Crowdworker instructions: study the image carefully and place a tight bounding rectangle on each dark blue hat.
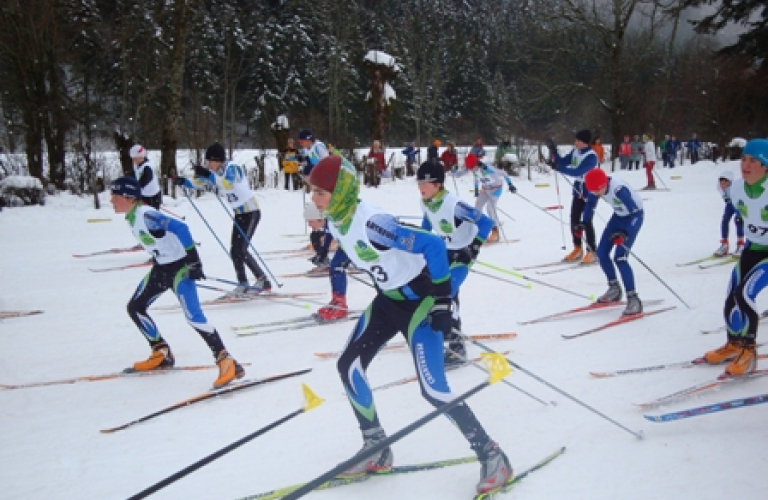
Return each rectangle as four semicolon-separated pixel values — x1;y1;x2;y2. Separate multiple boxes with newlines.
417;161;445;184
298;129;313;141
205;143;226;162
110;176;141;199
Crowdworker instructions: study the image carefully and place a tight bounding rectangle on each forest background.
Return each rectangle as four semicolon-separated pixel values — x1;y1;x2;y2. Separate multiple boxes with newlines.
0;0;766;194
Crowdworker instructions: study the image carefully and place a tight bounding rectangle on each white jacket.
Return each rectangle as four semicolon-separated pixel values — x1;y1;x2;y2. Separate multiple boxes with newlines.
643;141;657;162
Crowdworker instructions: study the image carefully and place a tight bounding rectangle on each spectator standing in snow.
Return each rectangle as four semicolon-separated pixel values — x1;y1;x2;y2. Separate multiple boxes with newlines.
687;133;701;164
441;142;458;172
401;142;418;176
618;135;632;170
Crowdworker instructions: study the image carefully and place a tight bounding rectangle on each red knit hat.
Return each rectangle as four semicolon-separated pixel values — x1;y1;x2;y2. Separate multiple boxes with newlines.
308;155;342;192
584;168;608;192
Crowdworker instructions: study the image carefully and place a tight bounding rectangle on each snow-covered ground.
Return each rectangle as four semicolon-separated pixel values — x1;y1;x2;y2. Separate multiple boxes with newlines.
2;157;767;500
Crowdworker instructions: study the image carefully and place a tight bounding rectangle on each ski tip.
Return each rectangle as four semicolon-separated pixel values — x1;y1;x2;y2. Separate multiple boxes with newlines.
643;414;663;422
588;372;609;378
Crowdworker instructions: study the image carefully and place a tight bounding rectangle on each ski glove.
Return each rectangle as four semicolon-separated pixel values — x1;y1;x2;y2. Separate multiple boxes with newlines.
474;188;479;198
467;237;483;261
428;297;452;336
573;223;585;239
611;232;627;247
173;177;186;187
545;138;558;162
185;247;205;281
508;183;517;194
194;165;212;179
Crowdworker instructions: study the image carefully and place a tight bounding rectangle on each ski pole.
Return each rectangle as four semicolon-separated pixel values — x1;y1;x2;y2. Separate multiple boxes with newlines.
160;206;185;220
213;195;282;288
621;245;692;309
514;192;567;225
280;354;512;500
476;260;595;301
554;172;567;250
470;268;531;289
469;339;644;440
126;385;323;500
488;202;510;244
183;191;231;259
452;348;551;406
495;205;515;223
652;169;670;190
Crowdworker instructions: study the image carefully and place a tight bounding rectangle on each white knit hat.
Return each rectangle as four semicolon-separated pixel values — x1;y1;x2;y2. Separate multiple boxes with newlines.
303;202;323;221
129;144;147;158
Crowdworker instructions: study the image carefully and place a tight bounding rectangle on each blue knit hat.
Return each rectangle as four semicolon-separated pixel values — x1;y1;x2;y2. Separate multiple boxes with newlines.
744;139;768;167
110;176;141;199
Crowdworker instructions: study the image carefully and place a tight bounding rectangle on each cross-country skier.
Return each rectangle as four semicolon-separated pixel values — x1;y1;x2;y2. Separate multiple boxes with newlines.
583;168;644;316
298;128;329;179
129;144;162;209
546;129;598;264
307;154;513;494
109;176;244;389
417;160;495;367
175;142;270;295
472;160;517;243
703;139;768;377
713;171;745;257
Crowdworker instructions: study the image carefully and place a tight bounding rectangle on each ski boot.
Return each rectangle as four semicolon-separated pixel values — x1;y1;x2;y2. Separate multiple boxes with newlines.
133;342;175;371
597;280;622;303
622;291;643;316
476;441;513;494
563;246;583;262
724;343;757;377
338;426;393;477
713;239;729;257
213;350;245;389
317;293;348;322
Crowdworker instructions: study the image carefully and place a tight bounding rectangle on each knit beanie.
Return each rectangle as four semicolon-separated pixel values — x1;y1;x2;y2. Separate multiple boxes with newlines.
309;155;359;227
584;168;608;192
744;139;768;167
129;144;147;159
110;176;141;199
416;161;445;184
205;143;226;162
299;129;313;141
575;129;592;145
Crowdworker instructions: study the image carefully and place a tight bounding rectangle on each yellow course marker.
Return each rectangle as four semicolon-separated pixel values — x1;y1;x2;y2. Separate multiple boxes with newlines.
670;175;682;180
87;218;112;223
302;383;324;411
535;183;550;188
482;352;512;384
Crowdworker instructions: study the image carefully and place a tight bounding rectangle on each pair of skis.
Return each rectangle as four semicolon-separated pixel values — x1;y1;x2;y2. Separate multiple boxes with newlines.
237;446;565;500
675;253;737;268
99;368;311;433
516;299;675;339
645;393;768;422
233;312;364;336
0;363;251;390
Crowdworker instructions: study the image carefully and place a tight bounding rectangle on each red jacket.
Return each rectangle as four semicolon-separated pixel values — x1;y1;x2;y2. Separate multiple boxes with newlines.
368;149;386;172
441;150;458;171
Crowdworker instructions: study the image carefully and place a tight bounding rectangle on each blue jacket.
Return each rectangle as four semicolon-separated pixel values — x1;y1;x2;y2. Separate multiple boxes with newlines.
552;146;598;198
401;146;418;162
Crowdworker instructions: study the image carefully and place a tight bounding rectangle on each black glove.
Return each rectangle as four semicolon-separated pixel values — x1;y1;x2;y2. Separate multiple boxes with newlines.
573;223;585;239
508;183;517;194
545;139;557;165
428;297;452;336
185;247;205;281
467;237;483;261
474;188;479;198
194;165;212;179
173;177;186;187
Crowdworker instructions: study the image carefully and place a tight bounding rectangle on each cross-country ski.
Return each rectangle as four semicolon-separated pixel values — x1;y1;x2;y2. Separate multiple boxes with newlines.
235;313;363;336
100;368;311;433
0;363;252;390
314;333;517;359
87;261;153;272
634;369;768;409
645;393;768;422
0;310;44;319
562;306;677;339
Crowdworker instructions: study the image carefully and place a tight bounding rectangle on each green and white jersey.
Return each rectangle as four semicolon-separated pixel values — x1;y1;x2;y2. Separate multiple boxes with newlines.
421;191;478;250
733;178;768;246
328;202;428;291
127;205;187;264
